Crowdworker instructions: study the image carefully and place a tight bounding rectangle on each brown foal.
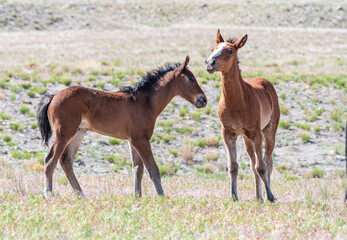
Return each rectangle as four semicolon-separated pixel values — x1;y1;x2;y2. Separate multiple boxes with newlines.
37;56;207;198
205;30;280;202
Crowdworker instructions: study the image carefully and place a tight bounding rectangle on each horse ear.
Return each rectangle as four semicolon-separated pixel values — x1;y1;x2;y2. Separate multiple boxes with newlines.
175;55;190;77
234;34;248;49
216;29;224;44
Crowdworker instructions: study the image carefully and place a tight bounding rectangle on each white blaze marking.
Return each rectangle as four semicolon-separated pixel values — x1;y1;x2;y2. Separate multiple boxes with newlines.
207;42;227;62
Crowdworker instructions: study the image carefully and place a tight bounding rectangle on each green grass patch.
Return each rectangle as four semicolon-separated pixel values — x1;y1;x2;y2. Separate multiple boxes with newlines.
9;122;24;132
311;167;325;178
294;122;311;131
179;105;188;117
109;138;121;145
279;120;291;129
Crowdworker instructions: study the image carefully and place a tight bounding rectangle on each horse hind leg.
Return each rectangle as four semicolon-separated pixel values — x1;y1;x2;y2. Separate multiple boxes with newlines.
253;131;275;202
244;137;262;200
262;119;279;184
44;137;70;198
59;129;86;197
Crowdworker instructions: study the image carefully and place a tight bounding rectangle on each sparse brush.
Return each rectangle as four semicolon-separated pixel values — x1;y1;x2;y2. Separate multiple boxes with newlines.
300;133;311;143
174;127;193;135
169;149;178;157
0;112;11;120
313;125;321;133
9;122;24;132
60;78;73;86
0;158;14;179
179;105;188;117
330;107;343;122
12;170;27;195
3;135;12;142
279;120;291;129
158;164;180;177
19;105;30;115
205;137;219;147
311;166;325;178
196;163;213;174
276;165;291;172
240;162;247;170
181;140;194;164
279;103;289;115
163;135;176;143
203;153;219;162
294;122;310;131
194;139;206;148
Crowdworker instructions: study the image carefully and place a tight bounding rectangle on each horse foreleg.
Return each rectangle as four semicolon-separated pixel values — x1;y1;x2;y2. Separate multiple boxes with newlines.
253;132;275;202
222;129;238;201
131;139;164;196
128;142;144;198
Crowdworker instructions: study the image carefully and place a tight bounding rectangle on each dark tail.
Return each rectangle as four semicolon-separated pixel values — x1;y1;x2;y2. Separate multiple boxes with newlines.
37;95;54;147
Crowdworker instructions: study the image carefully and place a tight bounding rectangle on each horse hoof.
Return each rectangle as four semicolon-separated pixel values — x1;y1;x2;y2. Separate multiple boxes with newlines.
268;196;276;203
44;191;54;199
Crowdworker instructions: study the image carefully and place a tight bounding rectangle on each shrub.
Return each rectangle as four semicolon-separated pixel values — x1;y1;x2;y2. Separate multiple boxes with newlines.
181;140;194;164
279;103;289;115
194;139;206;148
203;153;219;162
300;133;311;143
0;112;11;120
205;137;220;147
279;120;291;129
3;135;12;142
159;164;179;177
169;149;178;157
60;78;73;86
9;123;24;132
19;105;30;114
311;167;325;178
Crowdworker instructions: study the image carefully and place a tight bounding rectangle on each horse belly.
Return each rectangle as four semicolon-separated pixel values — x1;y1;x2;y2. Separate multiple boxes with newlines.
79;117;128;139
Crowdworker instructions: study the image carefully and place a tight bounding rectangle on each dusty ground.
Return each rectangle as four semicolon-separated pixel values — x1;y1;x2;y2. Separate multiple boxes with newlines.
0;0;346;181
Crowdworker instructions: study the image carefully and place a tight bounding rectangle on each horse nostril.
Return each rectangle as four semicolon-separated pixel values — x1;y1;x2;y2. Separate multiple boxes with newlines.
203;96;207;104
211;59;216;65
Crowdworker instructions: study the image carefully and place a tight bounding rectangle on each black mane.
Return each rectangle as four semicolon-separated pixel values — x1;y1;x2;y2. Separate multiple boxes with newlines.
120;62;181;95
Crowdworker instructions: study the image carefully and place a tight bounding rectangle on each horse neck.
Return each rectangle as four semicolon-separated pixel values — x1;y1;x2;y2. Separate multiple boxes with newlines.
220;63;246;105
148;77;177;118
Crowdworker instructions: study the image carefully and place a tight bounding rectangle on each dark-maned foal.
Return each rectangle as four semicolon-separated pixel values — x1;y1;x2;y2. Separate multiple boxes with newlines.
37;56;207;198
205;30;280;202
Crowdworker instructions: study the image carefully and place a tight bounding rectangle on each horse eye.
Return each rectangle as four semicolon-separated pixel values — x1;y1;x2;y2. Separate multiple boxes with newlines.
211;49;213;52
228;50;233;55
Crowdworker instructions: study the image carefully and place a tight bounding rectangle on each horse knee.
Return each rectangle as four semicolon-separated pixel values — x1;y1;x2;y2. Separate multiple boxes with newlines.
228;162;239;175
256;166;267;176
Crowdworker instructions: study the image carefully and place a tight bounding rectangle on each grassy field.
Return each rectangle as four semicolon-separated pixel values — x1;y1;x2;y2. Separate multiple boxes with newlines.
0;0;346;239
0;170;347;239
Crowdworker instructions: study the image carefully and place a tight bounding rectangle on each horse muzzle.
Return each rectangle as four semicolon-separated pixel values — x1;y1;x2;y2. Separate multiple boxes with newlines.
195;95;207;108
205;58;218;73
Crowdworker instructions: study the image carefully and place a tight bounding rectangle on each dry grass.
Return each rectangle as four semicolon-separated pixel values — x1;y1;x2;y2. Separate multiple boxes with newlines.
181;139;195;164
0;171;346;239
